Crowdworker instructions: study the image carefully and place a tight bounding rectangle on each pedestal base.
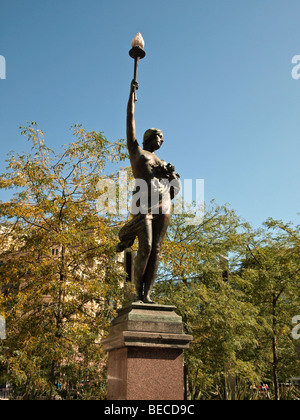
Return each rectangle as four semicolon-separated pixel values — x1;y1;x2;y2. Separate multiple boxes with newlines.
102;303;193;400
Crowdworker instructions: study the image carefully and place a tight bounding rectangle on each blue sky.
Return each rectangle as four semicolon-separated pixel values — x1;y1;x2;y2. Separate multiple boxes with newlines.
0;0;300;228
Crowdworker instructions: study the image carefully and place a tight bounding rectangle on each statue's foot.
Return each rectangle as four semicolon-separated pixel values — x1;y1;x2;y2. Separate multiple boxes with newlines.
143;296;156;304
134;294;144;304
116;242;128;253
134;299;144;304
116;239;134;253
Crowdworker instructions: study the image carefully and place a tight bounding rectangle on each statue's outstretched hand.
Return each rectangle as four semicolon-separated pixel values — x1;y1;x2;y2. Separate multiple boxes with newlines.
131;79;139;92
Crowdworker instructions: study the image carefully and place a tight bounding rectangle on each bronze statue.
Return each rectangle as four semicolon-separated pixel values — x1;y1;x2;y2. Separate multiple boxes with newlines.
116;34;180;303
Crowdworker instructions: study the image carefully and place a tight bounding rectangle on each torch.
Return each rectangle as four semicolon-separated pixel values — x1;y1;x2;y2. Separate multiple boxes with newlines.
129;32;146;102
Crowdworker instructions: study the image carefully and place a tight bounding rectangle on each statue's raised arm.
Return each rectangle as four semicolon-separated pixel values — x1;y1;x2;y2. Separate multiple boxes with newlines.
126;79;139;157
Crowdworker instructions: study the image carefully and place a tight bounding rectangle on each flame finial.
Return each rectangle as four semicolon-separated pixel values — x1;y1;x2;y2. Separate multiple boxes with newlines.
131;32;145;49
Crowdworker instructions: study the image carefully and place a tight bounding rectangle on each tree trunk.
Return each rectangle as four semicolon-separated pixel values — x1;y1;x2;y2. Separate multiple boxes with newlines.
272;293;280;400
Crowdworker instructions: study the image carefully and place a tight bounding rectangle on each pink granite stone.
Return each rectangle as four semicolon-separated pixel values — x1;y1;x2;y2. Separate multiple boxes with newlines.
107;347;184;400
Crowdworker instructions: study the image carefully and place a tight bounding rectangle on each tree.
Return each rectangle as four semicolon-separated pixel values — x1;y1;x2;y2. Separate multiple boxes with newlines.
0;123;127;399
240;218;300;400
154;205;300;400
154;202;263;399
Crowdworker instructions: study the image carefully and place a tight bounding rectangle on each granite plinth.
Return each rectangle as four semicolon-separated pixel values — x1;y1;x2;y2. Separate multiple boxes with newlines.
102;303;193;400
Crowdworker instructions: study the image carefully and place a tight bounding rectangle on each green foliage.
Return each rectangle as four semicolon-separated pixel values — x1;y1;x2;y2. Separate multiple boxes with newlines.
0;123;127;399
154;205;300;400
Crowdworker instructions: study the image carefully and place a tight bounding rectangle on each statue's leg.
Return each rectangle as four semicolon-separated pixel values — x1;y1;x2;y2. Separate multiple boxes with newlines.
116;214;143;253
133;215;153;302
143;213;170;303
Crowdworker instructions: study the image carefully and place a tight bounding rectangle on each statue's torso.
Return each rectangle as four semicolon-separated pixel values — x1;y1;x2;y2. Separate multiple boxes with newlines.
130;143;165;183
129;142;172;215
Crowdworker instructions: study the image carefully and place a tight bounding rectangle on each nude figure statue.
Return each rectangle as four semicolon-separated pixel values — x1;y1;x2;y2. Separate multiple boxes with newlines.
117;79;180;303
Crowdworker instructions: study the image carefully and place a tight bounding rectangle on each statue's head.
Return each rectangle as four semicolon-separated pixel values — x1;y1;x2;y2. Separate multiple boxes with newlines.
143;128;164;152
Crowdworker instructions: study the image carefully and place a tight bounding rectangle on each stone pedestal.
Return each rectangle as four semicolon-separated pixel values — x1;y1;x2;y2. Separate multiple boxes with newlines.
102;303;193;400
